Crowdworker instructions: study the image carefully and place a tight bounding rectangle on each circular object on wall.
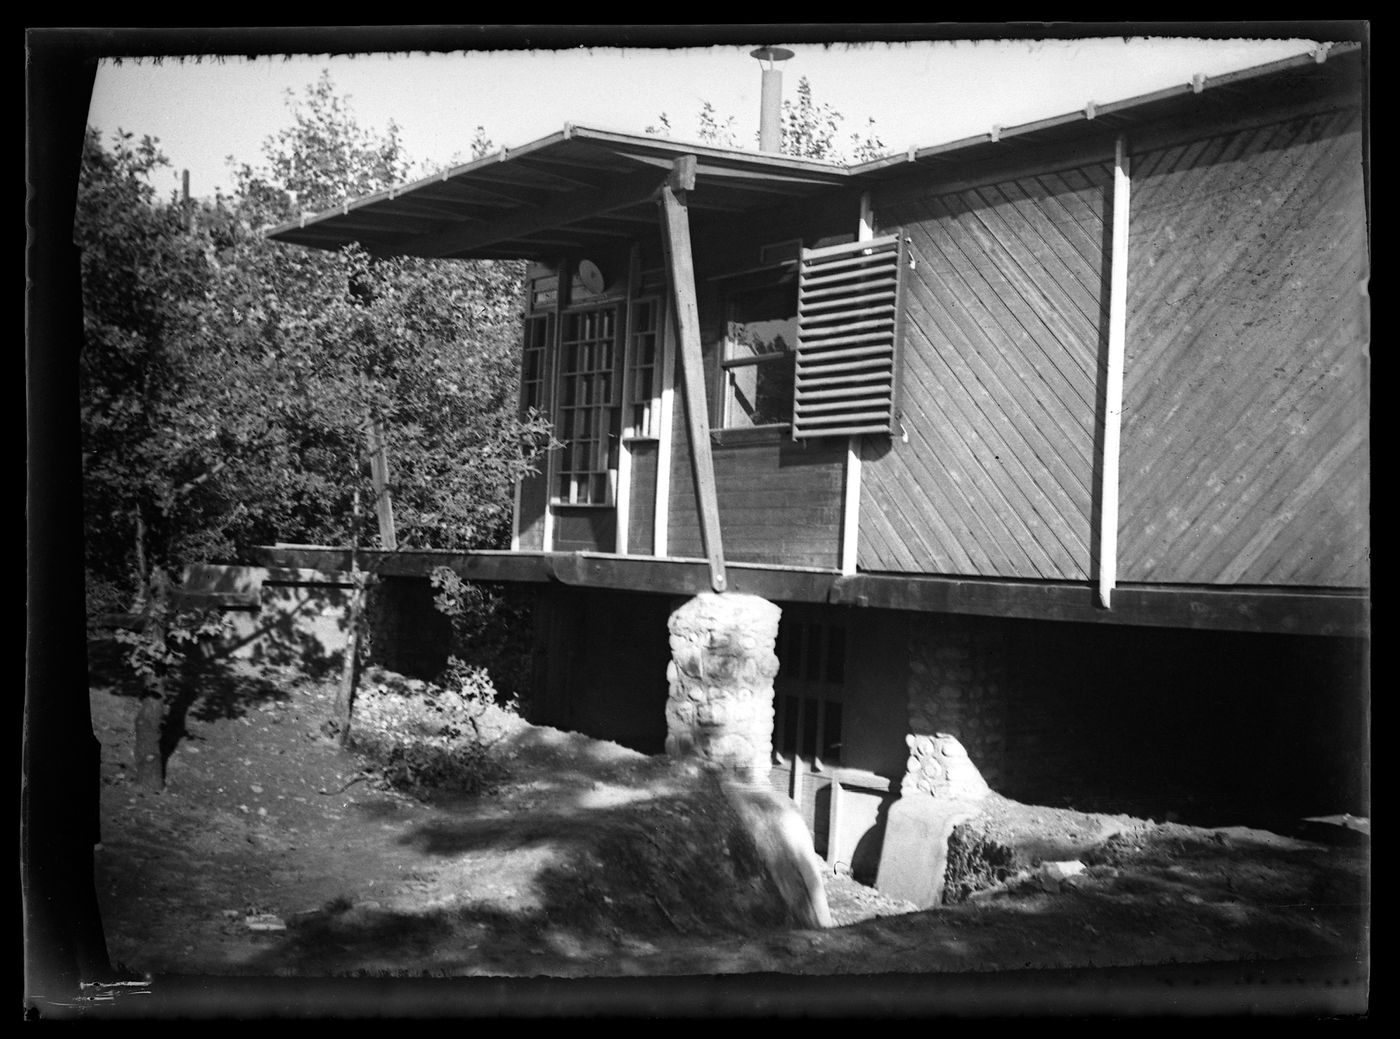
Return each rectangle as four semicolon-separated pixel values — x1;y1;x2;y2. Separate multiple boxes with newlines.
577;259;605;295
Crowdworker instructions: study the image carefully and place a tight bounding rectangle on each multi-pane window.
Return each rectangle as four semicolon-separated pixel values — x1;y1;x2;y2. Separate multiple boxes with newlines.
625;296;662;437
554;305;622;505
774;620;846;767
720;281;798;429
519;313;551;418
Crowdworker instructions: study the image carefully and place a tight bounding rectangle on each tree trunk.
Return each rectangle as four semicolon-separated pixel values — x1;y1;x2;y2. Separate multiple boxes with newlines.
133;570;169;790
333;580;363;749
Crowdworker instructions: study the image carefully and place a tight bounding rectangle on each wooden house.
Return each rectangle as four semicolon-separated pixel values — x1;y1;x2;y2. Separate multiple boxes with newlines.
268;45;1369;872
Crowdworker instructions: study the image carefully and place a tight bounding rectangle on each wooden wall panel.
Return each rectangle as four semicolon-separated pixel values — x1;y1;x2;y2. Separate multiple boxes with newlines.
626;440;658;555
516;472;548;551
669;436;845;569
1121;108;1368;587
552;507;616;554
860;162;1110;579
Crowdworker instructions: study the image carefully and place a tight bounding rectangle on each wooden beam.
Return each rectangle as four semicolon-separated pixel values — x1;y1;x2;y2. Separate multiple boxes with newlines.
1099;135;1130;609
510;156;604;189
364;420;397;551
547;553;837;602
830;574;1368;638
668;154;696;192
378;170;664;259
252;545;554;583
248;544;1368;637
434;178;550;208
658;169;726;593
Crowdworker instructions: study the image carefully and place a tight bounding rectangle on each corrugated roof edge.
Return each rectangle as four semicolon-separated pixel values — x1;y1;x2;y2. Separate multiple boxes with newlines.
269;42;1362;241
844;41;1364;177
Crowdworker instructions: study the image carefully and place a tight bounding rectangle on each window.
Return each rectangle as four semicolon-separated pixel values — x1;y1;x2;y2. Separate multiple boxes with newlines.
774;620;847;767
519;313;551;418
715;234;905;437
554;305;622;505
625;296;663;438
719;280;798;429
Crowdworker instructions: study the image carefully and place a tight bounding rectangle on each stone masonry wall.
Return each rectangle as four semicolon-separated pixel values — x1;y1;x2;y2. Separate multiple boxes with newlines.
906;615;1011;789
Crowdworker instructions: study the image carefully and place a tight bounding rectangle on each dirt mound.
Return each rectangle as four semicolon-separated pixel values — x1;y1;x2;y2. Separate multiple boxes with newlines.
84;649;1369;990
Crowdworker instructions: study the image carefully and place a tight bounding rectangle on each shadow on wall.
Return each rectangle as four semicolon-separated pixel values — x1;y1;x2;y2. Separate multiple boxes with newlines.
183;565;356;679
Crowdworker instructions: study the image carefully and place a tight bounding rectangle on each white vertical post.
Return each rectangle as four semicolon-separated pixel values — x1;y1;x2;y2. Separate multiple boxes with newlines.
510;480;523;552
1099;135;1130;609
840;191;875;575
542;259;571;553
653;300;676;557
615;251;641;555
615;444;632;554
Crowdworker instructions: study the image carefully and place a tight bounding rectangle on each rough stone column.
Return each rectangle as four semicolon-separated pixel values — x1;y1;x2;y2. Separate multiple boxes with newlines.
665;592;781;781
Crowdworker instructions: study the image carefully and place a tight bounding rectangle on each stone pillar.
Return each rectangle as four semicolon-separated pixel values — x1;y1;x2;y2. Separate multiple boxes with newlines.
665;592;780;781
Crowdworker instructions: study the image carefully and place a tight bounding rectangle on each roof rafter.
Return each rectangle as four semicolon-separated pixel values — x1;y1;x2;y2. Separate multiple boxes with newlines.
377;168;670;259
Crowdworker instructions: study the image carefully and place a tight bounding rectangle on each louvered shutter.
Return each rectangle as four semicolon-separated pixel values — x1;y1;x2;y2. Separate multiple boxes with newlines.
792;234;905;440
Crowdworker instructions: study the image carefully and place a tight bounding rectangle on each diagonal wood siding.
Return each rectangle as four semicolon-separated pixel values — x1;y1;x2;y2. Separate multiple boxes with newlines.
860;163;1111;579
1121;108;1368;587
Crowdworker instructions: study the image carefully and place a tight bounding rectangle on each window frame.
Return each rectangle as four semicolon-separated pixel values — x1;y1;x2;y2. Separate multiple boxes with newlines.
622;294;664;441
772;618;847;772
552;301;624;507
714;270;801;433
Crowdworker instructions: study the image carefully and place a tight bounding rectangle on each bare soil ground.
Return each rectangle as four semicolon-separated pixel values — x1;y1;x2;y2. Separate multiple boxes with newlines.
86;647;1370;1014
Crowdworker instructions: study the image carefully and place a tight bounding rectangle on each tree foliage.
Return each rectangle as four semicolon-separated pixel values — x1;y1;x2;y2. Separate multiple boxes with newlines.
782;76;886;162
78;75;551;614
647;76;885;162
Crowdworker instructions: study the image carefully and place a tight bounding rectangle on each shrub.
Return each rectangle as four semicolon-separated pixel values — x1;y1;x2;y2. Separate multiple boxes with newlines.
349;659;523;795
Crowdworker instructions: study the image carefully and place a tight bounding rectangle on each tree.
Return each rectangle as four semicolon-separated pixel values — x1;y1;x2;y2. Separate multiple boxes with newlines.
80;75;550;603
78;76;551;785
76;127;223;612
647;76;885;162
782;77;885;162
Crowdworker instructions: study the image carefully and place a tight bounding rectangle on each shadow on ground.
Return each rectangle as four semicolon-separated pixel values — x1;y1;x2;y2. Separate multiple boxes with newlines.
249;778;795;976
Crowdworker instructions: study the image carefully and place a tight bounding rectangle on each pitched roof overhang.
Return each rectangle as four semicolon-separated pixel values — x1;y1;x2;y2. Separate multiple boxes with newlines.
267;43;1364;262
266;125;850;261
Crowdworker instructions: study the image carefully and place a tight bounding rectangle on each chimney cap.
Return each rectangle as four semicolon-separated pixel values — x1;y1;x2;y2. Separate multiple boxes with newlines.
750;46;795;66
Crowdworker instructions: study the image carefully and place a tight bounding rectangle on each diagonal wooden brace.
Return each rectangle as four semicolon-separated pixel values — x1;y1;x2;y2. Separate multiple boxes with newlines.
657;158;725;593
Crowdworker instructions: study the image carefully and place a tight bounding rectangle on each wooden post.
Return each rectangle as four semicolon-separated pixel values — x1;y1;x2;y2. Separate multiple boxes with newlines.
657;157;726;593
1099;134;1130;609
365;420;397;551
826;777;843;867
541;257;571;553
614;243;644;554
840;191;876;576
653;263;678;558
333;490;363;748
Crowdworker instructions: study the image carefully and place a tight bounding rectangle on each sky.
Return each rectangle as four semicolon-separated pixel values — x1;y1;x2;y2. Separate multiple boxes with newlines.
84;31;1327;202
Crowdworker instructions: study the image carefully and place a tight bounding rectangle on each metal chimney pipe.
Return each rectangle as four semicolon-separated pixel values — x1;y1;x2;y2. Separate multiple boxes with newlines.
751;46;795;153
